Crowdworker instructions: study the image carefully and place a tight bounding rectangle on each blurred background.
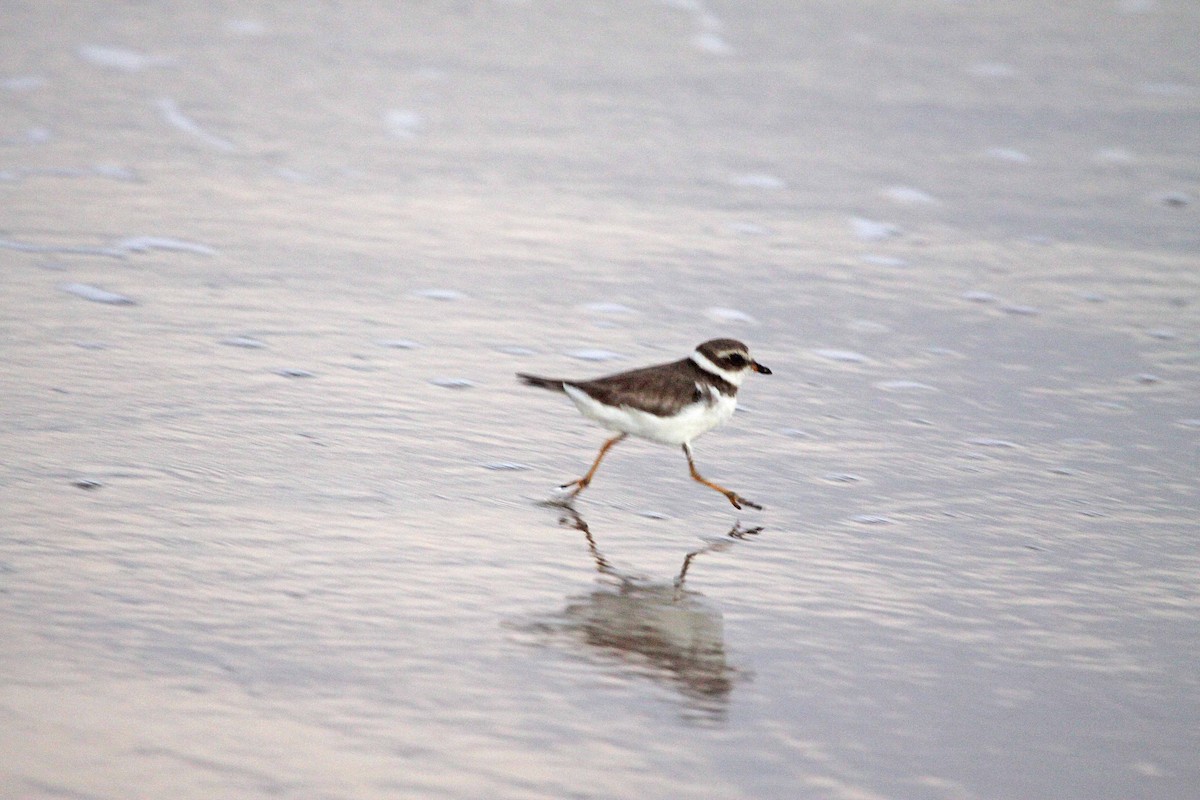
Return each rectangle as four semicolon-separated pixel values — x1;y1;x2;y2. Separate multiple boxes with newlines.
2;2;1197;798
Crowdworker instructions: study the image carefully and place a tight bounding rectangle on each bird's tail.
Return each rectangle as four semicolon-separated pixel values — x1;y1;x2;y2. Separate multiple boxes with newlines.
517;373;567;392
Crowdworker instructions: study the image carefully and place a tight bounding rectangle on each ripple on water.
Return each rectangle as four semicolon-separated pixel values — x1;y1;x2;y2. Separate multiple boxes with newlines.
875;380;938;392
2;75;44;91
706;307;756;325
430;378;475;389
117;236;216;256
275;368;315;378
726;222;771;236
881;185;940;205
860;254;909;267
412;288;466;301
78;44;174;71
60;283;136;305
848;321;891;336
1058;437;1107;448
985;147;1032;163
850;217;903;241
581;302;636;315
1;164;139;183
1001;304;1040;316
93;164;139;181
3;237;124;258
968;438;1020;448
3;126;51;145
812;348;867;364
384;109;424;139
220;336;266;349
1093;147;1136;165
565;349;623;362
482;461;531;471
224;18;267;36
155;97;237;153
694;29;733;55
1156;191;1191;208
729;172;783;189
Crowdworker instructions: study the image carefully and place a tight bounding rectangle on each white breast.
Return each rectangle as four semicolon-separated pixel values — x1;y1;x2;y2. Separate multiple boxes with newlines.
563;385;737;445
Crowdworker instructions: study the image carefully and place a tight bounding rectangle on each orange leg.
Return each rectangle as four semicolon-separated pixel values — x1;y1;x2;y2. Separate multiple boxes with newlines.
682;443;762;510
561;434;627;497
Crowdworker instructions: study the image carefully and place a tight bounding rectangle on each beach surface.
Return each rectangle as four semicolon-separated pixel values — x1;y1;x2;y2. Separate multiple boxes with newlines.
2;2;1198;798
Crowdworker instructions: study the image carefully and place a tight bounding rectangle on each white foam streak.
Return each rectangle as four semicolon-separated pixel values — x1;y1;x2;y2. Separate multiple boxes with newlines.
156;97;237;153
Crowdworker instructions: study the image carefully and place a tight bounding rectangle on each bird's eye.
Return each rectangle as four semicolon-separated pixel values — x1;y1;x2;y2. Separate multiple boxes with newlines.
727;353;746;368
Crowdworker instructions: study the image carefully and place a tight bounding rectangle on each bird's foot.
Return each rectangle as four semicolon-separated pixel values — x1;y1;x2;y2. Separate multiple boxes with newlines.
546;478;587;505
557;477;588;494
726;492;763;511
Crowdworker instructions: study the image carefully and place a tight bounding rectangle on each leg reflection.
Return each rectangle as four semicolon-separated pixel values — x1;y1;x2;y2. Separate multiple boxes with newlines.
542;509;765;718
675;522;762;589
552;505;762;589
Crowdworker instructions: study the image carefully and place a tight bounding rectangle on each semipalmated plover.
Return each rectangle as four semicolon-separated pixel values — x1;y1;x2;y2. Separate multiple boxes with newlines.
518;338;771;509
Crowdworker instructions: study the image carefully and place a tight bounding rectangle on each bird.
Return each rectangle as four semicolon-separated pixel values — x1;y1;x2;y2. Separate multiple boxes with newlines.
517;338;771;509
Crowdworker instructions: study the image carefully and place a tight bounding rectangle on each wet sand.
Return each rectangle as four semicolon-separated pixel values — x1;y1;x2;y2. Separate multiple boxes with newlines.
2;2;1198;798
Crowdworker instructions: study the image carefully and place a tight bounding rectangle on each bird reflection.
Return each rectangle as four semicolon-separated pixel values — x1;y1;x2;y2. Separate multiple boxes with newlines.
547;506;761;721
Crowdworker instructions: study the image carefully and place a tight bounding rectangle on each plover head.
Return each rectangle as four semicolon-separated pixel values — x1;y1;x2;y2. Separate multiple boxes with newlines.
691;338;772;387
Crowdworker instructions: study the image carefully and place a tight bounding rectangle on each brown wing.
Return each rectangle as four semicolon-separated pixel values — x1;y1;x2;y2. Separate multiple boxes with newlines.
569;358;705;417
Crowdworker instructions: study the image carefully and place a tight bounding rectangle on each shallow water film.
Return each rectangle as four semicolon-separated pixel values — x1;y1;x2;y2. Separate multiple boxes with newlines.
2;2;1198;799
